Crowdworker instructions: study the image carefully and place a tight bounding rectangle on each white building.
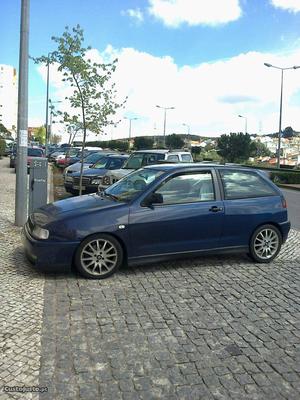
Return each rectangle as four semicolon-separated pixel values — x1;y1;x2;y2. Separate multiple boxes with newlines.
0;64;18;133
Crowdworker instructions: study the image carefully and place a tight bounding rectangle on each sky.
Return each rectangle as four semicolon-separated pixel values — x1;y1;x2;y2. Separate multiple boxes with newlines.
1;0;300;141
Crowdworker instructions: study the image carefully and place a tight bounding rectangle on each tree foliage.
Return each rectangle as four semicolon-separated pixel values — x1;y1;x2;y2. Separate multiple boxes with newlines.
33;25;125;194
51;134;62;144
133;136;154;150
0;139;5;157
165;134;184;149
33;126;46;145
250;141;272;157
217;132;252;163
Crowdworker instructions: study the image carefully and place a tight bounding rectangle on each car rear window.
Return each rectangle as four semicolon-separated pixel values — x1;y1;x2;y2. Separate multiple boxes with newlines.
28;148;43;157
219;169;277;200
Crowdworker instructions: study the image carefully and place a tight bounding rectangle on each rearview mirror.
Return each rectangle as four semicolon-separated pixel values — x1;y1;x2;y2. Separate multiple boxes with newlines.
141;192;163;208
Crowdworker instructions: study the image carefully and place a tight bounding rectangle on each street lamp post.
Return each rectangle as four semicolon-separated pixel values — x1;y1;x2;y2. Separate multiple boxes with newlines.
45;53;50;156
124;117;138;141
48;99;61;145
156;105;175;147
238;114;247;134
264;62;300;168
182;123;191;148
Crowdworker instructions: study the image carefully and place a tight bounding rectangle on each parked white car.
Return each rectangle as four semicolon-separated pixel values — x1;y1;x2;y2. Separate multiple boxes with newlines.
98;149;193;191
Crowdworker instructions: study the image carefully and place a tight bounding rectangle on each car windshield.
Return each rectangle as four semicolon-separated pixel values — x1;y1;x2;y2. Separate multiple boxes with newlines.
92;157;109;169
104;168;164;202
84;153;105;164
28;148;43;157
123;153;165;169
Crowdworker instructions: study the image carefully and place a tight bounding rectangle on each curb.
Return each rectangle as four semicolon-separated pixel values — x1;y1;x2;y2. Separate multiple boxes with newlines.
277;184;300;192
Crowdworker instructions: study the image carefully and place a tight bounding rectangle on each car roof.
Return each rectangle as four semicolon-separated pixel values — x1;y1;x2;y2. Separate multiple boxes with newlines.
132;149;191;154
143;163;257;172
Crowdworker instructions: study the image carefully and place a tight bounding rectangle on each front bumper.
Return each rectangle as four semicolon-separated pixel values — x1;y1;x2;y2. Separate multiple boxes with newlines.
22;223;79;272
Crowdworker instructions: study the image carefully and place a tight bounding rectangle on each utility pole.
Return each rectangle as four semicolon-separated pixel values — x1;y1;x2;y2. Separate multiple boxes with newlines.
15;0;30;226
45;55;50;156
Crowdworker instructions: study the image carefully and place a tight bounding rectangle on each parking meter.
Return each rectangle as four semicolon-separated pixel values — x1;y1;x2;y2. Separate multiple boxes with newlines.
28;157;48;214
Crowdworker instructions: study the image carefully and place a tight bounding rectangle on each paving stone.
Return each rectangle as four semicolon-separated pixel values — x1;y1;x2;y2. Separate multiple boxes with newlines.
0;157;300;400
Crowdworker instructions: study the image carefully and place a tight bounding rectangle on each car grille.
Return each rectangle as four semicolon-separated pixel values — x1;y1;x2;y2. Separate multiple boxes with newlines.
73;177;91;186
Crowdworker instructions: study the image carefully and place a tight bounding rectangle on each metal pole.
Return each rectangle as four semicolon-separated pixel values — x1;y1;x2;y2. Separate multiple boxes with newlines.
277;69;283;169
129;119;132;140
163;108;167;147
45;55;50;155
49;109;53;144
15;0;30;226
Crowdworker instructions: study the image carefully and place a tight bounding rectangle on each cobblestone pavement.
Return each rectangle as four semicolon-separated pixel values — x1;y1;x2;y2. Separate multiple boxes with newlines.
0;157;300;400
0;158;45;400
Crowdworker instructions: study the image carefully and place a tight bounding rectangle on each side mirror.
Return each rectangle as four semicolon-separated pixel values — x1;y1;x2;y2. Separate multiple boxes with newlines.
141;192;163;207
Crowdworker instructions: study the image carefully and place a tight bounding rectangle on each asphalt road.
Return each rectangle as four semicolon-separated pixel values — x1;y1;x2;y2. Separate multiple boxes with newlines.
281;188;300;231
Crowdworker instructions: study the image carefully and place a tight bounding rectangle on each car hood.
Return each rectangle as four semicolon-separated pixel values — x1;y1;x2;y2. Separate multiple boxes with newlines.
65;163;92;174
72;168;108;178
111;168;134;179
37;193;124;221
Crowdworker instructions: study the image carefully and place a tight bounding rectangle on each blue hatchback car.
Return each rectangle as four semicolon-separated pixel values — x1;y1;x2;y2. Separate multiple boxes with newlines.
22;164;290;279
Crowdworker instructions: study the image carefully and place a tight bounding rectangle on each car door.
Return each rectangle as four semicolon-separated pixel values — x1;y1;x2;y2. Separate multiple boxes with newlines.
128;169;225;258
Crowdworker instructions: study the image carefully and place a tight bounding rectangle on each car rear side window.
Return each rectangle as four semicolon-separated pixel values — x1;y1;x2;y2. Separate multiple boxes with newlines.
167;155;179;162
181;154;192;162
219;169;277;200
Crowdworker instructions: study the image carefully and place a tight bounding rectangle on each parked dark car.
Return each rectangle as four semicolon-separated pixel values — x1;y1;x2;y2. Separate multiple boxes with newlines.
11;146;44;170
22;164;290;279
65;154;129;194
63;151;117;178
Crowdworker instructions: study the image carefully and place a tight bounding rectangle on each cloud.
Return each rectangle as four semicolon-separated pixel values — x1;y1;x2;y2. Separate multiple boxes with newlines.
219;95;259;104
122;8;144;23
38;45;300;141
148;0;242;27
270;0;300;13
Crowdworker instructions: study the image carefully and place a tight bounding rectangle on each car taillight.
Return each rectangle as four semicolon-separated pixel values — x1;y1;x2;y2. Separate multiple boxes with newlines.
281;197;287;208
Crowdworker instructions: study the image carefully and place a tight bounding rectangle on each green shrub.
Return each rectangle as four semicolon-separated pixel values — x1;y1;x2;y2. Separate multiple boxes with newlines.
270;171;300;184
0;139;5;158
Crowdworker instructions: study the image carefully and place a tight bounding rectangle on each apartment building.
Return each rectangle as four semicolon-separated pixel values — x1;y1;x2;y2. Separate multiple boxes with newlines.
0;64;18;133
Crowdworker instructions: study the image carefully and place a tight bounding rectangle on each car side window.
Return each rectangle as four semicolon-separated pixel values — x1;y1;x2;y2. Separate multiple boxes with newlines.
219;169;277;200
181;154;192;162
155;171;215;205
167;155;179;162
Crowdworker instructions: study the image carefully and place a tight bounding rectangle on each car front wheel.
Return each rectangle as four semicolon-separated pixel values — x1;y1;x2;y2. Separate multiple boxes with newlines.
249;224;282;263
75;234;123;279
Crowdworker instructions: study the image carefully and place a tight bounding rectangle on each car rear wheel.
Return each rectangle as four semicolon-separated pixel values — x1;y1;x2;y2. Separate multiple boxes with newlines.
75;234;123;279
249;224;282;263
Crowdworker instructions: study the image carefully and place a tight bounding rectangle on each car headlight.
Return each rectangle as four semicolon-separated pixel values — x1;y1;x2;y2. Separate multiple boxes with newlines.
32;226;49;240
91;178;101;185
102;176;111;186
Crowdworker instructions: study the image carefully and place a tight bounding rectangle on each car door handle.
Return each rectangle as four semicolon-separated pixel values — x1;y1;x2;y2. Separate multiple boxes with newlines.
209;206;223;212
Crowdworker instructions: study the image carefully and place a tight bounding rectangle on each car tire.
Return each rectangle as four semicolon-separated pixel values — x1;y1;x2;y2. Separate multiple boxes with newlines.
74;233;123;279
249;224;282;263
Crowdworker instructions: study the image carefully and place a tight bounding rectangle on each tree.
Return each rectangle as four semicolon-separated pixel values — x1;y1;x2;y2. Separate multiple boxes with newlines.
0;139;5;158
250;141;272;158
282;126;294;138
51;134;62;144
217;132;252;163
134;137;154;150
33;25;125;195
114;141;129;152
33;126;46;144
165;134;184;149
